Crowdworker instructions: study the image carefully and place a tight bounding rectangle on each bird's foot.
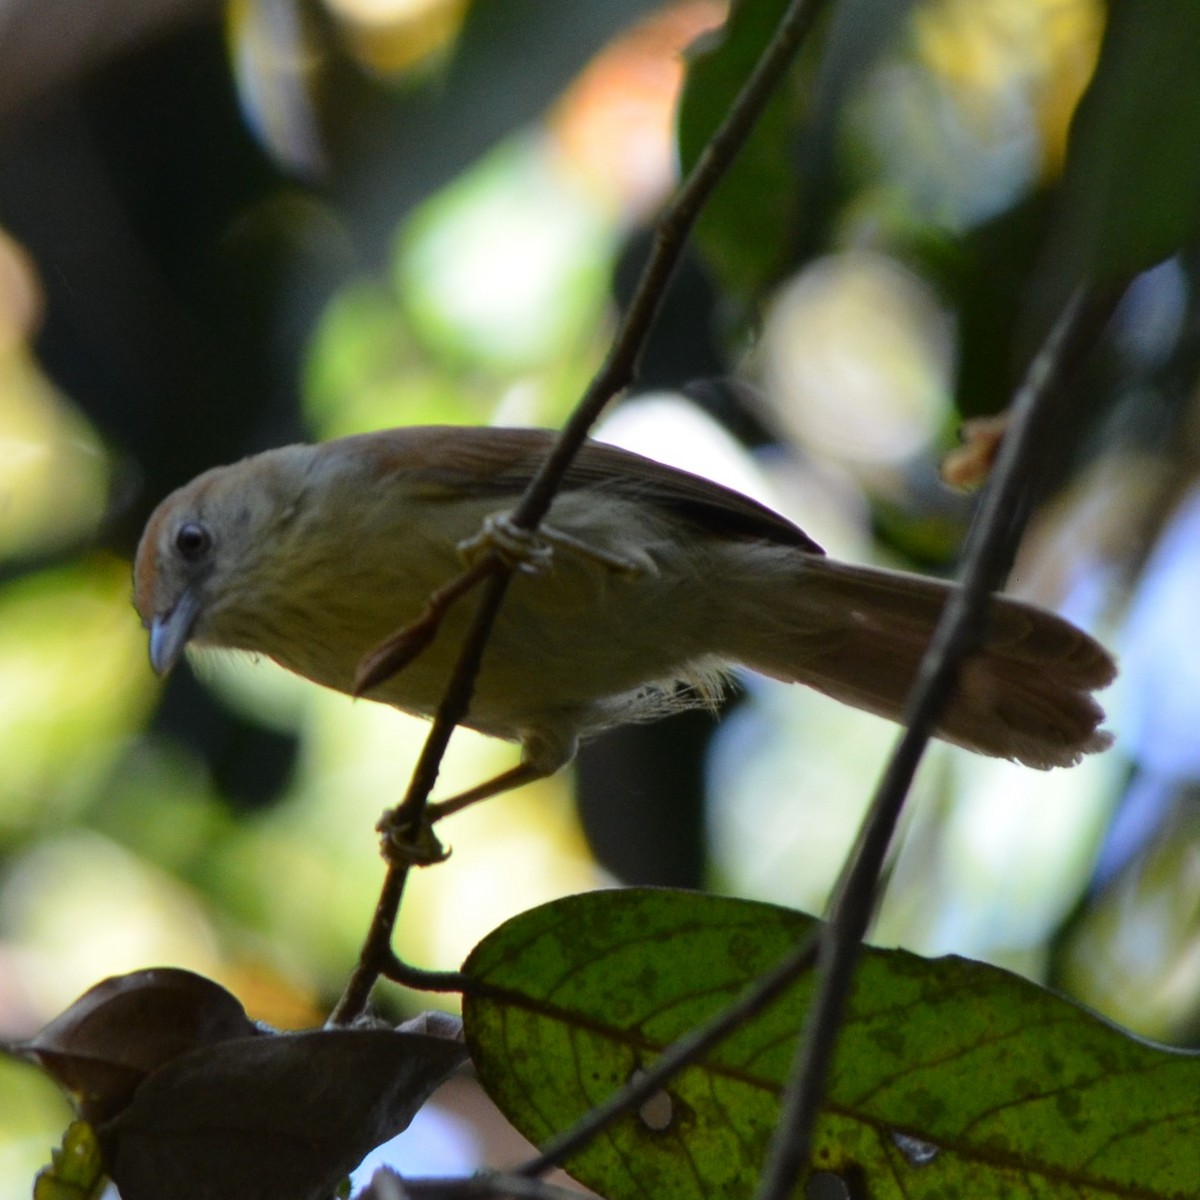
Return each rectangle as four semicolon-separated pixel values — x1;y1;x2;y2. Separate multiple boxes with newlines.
377;804;451;867
458;513;554;575
458;513;643;577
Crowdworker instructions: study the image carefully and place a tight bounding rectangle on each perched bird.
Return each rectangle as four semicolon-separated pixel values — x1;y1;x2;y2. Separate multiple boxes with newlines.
133;425;1115;809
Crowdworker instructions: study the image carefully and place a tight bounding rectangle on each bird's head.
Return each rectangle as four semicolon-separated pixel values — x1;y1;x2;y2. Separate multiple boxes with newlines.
132;446;315;676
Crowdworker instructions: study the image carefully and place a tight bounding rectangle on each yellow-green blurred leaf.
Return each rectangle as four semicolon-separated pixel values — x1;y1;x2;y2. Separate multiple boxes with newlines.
1057;792;1200;1044
227;0;327;178
0;559;155;831
304;281;482;438
0;1056;74;1198
32;1121;106;1200
396;137;612;370
0;366;108;562
325;0;468;76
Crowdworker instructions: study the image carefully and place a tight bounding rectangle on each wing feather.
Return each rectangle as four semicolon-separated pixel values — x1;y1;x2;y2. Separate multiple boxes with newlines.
347;425;823;553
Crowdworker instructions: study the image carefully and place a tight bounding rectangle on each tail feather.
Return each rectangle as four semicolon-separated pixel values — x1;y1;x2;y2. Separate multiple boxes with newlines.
731;558;1115;770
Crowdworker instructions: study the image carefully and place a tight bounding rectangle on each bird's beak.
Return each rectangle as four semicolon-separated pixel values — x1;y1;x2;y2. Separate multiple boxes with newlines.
148;587;203;676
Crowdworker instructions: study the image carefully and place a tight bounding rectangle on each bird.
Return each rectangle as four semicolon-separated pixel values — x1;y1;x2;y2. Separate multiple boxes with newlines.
133;425;1115;813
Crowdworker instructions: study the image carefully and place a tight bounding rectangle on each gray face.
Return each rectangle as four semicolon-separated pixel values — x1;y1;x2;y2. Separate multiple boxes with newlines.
132;446;314;676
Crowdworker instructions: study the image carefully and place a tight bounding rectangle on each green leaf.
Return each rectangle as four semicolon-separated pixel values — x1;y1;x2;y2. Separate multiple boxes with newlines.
676;0;806;300
33;1121;107;1200
1056;0;1200;283
462;888;1200;1199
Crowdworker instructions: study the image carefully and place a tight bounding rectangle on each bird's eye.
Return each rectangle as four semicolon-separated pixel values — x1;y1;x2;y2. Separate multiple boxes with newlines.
175;522;213;562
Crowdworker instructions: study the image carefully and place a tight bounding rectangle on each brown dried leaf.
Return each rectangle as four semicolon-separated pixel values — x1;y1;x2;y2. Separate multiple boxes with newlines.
101;1023;466;1200
941;413;1010;491
20;968;258;1123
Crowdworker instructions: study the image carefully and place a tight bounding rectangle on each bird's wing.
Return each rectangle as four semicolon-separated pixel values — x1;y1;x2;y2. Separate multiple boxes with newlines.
349;425;824;553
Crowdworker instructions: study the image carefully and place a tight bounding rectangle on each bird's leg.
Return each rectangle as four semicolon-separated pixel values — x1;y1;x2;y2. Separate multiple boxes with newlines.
378;763;551;867
379;730;575;867
458;512;645;577
429;761;549;821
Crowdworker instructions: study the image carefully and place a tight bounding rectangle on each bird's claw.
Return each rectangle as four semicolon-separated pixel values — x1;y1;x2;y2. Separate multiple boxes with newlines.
378;805;451;867
458;513;644;578
458;514;553;575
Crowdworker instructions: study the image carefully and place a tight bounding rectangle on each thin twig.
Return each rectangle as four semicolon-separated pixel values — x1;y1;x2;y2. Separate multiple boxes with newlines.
330;569;512;1024
330;0;832;1024
330;860;409;1023
752;283;1125;1200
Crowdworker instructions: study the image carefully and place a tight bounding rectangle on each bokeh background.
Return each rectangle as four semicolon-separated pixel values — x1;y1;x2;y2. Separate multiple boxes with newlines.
3;0;1200;1189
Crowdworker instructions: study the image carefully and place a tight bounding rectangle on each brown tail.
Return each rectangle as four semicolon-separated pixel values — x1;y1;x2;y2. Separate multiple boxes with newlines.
730;558;1115;770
